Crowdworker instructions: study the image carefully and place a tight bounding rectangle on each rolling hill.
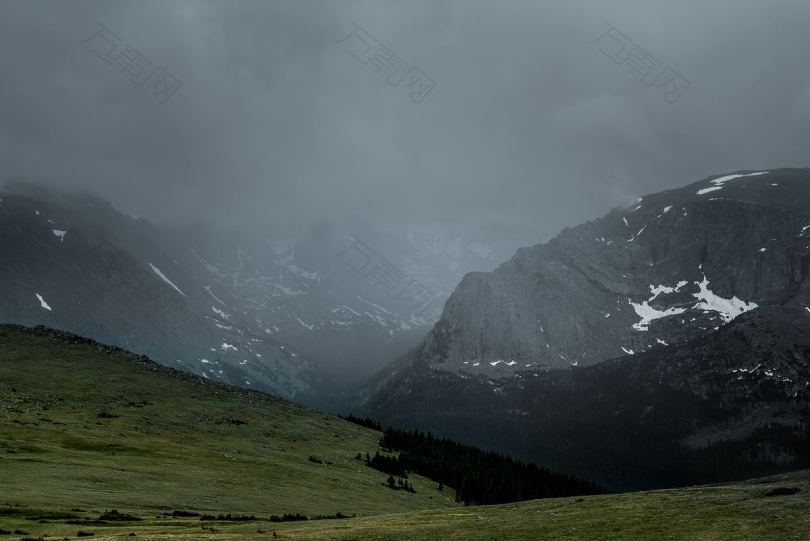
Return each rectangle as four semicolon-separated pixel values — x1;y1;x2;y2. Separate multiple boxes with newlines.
1;324;808;540
0;324;458;517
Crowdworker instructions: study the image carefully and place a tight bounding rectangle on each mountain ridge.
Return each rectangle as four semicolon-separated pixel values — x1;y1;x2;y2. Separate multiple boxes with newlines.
0;182;526;400
406;167;810;374
358;168;810;489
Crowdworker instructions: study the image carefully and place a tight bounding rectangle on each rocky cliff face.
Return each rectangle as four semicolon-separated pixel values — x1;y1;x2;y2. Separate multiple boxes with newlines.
417;168;810;374
360;168;810;489
364;305;810;490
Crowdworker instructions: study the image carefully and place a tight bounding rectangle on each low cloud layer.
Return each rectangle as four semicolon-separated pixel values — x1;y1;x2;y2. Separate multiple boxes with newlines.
1;0;808;239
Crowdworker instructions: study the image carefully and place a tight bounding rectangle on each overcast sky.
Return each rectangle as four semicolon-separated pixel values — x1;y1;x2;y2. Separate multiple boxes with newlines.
1;0;809;240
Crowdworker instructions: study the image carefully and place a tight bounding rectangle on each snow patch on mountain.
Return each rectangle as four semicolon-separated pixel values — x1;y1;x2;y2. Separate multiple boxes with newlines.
649;281;688;300
697;171;769;195
148;263;186;296
34;293;52;311
211;306;231;319
629;282;689;331
203;285;226;305
51;229;66;241
629;299;687;331
692;275;757;323
295;316;315;330
489;360;517;367
630;278;756;330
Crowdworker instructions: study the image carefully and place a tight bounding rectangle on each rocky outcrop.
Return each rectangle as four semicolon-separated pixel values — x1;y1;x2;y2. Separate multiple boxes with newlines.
415;168;810;373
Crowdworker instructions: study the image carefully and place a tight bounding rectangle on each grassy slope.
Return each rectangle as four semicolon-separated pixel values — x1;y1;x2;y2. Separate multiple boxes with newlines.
0;325;457;518
2;472;808;541
1;325;808;541
271;470;810;540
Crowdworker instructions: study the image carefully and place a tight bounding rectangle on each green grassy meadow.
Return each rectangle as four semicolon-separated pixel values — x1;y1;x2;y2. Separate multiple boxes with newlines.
1;325;807;540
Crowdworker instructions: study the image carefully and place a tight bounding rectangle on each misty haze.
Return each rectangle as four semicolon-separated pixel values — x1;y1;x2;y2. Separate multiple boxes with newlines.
1;1;809;540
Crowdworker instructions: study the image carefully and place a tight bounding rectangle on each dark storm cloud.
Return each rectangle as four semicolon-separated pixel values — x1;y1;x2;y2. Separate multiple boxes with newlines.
1;0;809;239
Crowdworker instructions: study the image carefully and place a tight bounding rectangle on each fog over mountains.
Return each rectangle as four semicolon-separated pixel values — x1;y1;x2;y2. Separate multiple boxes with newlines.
3;0;810;239
0;181;531;402
3;0;810;513
4;168;810;491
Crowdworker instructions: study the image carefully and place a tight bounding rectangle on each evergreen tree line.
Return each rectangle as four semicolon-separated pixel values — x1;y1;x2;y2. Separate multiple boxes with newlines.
359;451;408;477
355;425;605;506
341;414;383;432
355;451;416;492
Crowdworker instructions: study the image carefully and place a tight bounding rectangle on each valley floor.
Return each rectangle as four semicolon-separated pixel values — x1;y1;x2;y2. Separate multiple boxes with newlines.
2;469;808;541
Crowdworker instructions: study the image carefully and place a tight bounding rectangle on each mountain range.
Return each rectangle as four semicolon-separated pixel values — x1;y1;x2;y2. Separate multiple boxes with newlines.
0;181;522;402
358;168;810;489
3;168;809;490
